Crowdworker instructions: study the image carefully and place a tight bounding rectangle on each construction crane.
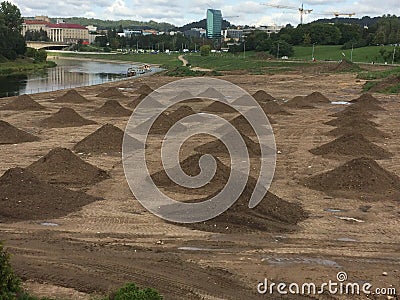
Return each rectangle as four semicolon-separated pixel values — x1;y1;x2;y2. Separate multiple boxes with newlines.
260;3;312;25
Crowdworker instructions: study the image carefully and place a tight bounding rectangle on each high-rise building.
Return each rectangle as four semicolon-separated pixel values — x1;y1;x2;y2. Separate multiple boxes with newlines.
206;9;222;39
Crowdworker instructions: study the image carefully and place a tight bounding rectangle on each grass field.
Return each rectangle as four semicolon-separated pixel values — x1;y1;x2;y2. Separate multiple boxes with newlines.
0;58;56;76
293;45;397;63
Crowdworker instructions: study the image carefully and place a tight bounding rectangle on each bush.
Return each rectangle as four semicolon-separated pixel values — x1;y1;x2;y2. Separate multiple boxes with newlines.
109;283;162;300
269;40;294;58
0;242;22;299
200;45;211;56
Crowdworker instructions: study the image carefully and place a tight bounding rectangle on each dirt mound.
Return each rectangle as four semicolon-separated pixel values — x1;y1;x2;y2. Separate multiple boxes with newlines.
170;91;194;102
350;93;381;105
195;132;269;158
309;133;392;159
26;147;109;186
260;101;292;115
252;90;275;103
324;115;379;127
197;87;225;99
94;100;132;117
351;101;385;111
329;106;376;119
0;120;39;144
0;167;100;222
303;92;331;104
203;101;236;113
96;87;128;99
331;59;360;72
304;157;400;199
53;89;89;104
0;94;46;111
326;122;388;139
134;112;187;135
217;115;257;136
74;124;143;155
128;94;147;109
232;95;257;106
40;107;97;128
128;95;164;110
167;105;195;120
367;76;400;93
283;96;315;109
135;84;154;95
152;154;307;233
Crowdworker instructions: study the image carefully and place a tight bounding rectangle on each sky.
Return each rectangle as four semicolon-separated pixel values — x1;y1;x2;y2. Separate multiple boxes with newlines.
10;0;400;27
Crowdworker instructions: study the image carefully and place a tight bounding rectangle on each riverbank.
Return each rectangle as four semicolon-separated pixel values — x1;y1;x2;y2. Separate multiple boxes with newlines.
0;58;56;77
47;54;160;67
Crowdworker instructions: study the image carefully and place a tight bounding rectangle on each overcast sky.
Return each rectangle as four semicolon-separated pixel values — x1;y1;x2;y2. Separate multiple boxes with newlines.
10;0;400;27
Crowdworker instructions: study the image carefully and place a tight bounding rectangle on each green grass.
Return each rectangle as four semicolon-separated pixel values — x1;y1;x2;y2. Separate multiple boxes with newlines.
49;52;181;69
293;45;396;63
186;52;309;73
358;66;400;80
0;58;56;76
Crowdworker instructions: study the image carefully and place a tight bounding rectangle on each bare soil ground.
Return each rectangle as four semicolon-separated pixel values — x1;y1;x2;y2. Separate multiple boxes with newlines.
0;71;399;300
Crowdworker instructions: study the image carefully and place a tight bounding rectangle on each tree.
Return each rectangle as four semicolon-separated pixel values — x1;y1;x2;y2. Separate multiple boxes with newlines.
200;45;211;56
0;242;22;299
269;40;294;57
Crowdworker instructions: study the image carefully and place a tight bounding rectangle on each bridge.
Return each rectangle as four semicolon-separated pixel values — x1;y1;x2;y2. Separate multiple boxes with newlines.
26;41;70;50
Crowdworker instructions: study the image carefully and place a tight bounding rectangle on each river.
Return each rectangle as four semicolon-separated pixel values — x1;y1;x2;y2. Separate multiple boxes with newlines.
0;58;159;98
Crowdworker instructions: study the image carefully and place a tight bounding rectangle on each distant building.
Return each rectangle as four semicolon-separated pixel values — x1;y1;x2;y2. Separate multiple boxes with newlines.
206;9;222;39
22;20;50;36
222;28;243;41
243;25;284;37
184;27;206;38
86;25;98;33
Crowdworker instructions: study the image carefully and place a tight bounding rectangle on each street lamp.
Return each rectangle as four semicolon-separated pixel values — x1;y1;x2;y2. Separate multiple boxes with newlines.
312;43;315;61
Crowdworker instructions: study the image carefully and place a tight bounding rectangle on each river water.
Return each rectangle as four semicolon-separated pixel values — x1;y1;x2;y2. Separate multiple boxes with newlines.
0;58;158;98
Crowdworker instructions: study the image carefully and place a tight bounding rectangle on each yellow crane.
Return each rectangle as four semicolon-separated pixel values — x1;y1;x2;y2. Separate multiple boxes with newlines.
260;3;313;24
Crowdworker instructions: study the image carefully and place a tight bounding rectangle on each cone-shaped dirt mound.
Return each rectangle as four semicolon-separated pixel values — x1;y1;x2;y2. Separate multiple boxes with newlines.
195;132;273;158
217;115;259;136
96;87;128;99
135;84;154;95
152;154;307;233
304;157;400;199
309;133;392;159
26;147;110;186
197;87;225;99
170;90;194;102
350;93;381;105
232;95;257;106
324;115;379;127
40;107;97;128
0;120;39;144
331;60;360;72
0;94;46;111
167;105;195;120
128;95;164;110
351;101;385;111
260;101;292;115
94;100;132;117
0;167;100;222
283;96;315;109
53;89;89;104
73;124;143;155
329;107;376;119
203;101;236;113
252;90;275;103
326;122;388;139
128;93;147;109
303;92;331;104
134;112;187;135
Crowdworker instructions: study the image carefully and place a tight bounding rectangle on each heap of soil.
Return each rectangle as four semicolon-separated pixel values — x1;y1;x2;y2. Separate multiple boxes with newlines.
94;100;132;117
260;101;292;115
128;94;147;109
134;112;187;135
329;107;375;119
324;115;379;127
331;60;360;72
152;154;307;233
0;120;39;144
96;87;128;99
326;122;388;139
303;92;331;104
351;101;386;111
252;90;275;103
0;167;100;222
170;90;194;102
40;107;97;128
53;89;89;104
304;157;400;199
167;105;195;120
0;94;46;111
217;115;257;136
135;84;154;95
283;96;315;109
309;133;392;159
197;87;225;99
350;93;381;105
128;95;164;110
367;76;400;93
26;147;110;186
195;132;265;158
203;101;236;113
74;124;143;155
232;95;257;106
